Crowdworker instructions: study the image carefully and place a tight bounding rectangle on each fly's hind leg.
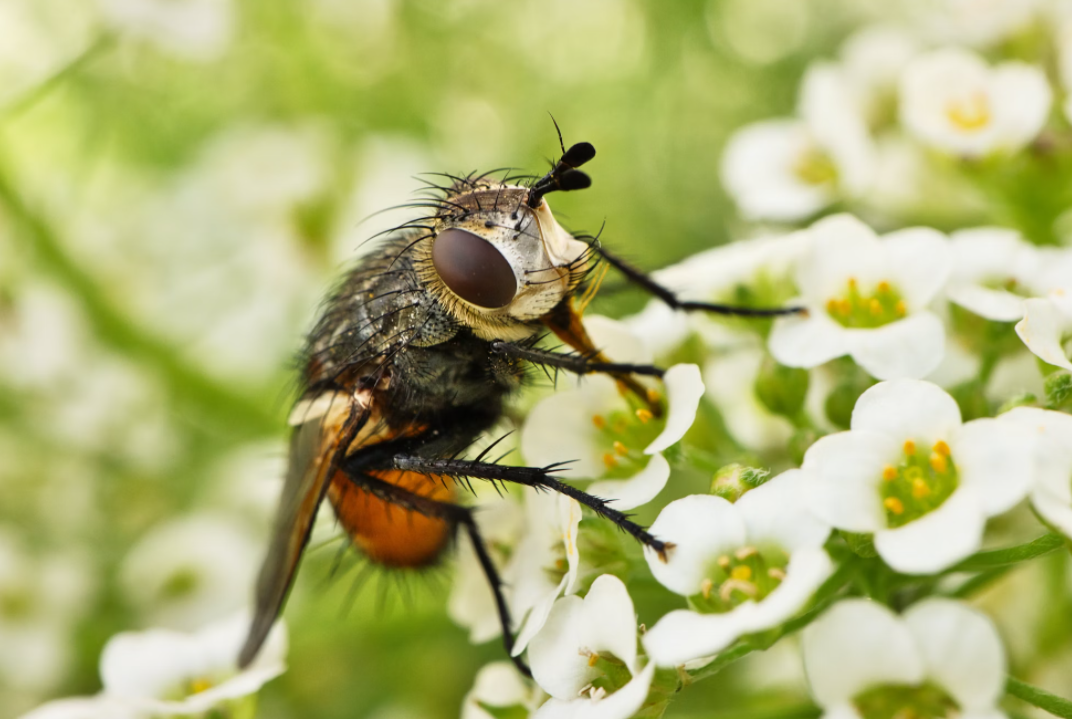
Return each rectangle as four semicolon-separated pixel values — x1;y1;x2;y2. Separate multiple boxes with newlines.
592;243;807;318
338;468;531;677
388;455;673;561
490;341;664;378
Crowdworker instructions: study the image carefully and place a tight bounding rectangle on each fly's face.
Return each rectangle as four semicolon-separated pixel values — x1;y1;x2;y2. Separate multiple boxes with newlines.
414;182;591;341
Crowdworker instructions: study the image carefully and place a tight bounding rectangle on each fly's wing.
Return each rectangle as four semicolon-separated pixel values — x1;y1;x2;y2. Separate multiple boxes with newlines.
238;392;369;667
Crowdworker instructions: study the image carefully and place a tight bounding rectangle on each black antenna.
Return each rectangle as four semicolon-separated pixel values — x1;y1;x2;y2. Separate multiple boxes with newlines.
527;117;596;208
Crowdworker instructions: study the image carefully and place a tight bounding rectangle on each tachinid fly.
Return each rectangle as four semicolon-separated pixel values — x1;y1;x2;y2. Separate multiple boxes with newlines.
238;135;801;675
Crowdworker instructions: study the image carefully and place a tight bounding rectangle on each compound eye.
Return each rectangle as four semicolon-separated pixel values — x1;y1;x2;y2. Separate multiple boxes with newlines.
432;228;517;309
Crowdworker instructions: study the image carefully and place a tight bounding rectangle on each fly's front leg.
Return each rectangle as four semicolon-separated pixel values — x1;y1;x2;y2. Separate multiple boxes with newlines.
389;455;673;561
338;468;530;677
594;243;807;318
490;341;664;378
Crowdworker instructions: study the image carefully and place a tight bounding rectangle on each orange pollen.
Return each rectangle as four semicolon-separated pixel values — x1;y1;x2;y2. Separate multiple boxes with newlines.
592;414;606;429
912;478;931;499
903;439;916;456
895;300;907;317
877;281;891;293
730;565;753;581
929;453;948;474
847;277;858;290
869;298;883;316
838;299;852;316
933;440;951;457
646;388;661;404
602;453;618;469
587;652;600;668
613;440;629;456
884;497;905;515
882;465;898;481
636;408;654;424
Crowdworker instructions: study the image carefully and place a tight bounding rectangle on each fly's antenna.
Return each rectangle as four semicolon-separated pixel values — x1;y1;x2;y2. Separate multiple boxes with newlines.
527;116;596;208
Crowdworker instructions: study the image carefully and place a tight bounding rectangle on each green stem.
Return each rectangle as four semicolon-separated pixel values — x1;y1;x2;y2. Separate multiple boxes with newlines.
1007;677;1072;719
0;160;279;439
947;533;1065;573
0;35;114;120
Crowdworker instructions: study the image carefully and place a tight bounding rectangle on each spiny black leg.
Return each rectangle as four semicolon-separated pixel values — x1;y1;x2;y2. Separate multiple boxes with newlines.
390;455;672;561
593;244;806;318
490;341;664;378
337;469;531;677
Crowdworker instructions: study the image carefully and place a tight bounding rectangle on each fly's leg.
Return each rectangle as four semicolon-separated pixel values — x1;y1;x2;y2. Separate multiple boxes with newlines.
593;243;806;317
489;341;664;378
338;468;531;677
388;455;673;561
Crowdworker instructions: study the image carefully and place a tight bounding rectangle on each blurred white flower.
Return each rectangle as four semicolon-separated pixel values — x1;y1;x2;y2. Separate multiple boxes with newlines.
769;215;951;380
703;344;794;452
839;25;920;126
461;661;535;719
0;283;88;390
802;598;1006;719
100;611;286;715
721;64;874;222
641;472;832;667
1001;407;1072;538
505;492;583;656
522;317;703;508
528;575;655;719
94;0;234;61
945;227;1041;321
17;696;141;719
1016;296;1072;371
205;441;288;527
900;48;1052;158
803;379;1035;573
909;0;1042;47
120;514;260;630
0;0;95;106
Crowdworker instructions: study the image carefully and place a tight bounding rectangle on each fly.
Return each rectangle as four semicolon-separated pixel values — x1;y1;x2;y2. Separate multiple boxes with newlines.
238;132;803;676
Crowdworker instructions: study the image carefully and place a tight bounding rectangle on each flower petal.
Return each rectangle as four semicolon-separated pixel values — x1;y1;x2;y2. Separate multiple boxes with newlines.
873;489;985;574
1016;298;1072;371
882;227;951;308
586;453;670;511
644;364;704;454
521;379;617;479
845;312;946;380
803;599;923;706
850;379;961;445
583;315;653;366
769;313;850;369
643;609;754;668
737;469;831;551
533;663;656;719
947;285;1026;322
802;431;897;532
951;418;1034;514
582;575;640;674
904;599;1006;711
528;595;593;699
644;495;747;596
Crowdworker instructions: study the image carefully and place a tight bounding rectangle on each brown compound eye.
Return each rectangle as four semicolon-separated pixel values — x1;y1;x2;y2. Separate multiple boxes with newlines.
431;228;517;309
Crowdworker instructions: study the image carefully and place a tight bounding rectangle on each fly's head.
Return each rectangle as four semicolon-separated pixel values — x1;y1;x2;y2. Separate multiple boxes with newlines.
414;143;597;341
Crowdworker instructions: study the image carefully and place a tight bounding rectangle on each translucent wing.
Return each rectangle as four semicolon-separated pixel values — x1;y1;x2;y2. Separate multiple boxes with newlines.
238;392;368;668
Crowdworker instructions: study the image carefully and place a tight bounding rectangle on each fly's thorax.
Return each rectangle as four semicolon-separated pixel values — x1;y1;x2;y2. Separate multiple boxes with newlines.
414;183;590;341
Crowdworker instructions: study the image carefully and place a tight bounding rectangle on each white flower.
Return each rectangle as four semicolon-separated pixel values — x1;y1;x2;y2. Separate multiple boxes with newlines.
839;25;920;126
945;228;1041;321
721;64;874;222
769;215;951;380
100;611;286;715
120;514;260;631
640;472;832;667
528;575;655;719
1000;408;1072;538
910;0;1042;47
703;346;794;452
461;662;535;719
803;598;1007;719
1016;296;1072;371
94;0;234;61
900;48;1052;157
521;316;704;510
0;0;95;106
803;379;1035;574
17;697;142;719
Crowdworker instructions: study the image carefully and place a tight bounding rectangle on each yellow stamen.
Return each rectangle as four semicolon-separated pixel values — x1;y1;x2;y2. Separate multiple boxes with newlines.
903;439;916;456
587;652;600;668
646;388;661;404
592;414;606;430
847;277;858;290
190;678;213;694
869;298;883;316
826;298;839;314
884;497;905;515
912;478;931;499
837;299;852;316
602;453;618;469
882;465;898;481
613;440;629;456
730;565;753;581
719;579;758;602
929;452;948;474
735;546;758;560
768;567;787;581
700;577;713;599
635;408;654;424
717;555;731;570
877;281;891;294
933;440;950;457
895;300;907;317
946;92;991;131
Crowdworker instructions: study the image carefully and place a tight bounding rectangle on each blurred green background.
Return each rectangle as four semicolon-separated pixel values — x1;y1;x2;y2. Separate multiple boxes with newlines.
0;1;883;717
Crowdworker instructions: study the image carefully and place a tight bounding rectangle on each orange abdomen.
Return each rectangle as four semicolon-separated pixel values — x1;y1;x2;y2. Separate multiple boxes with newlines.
327;470;455;568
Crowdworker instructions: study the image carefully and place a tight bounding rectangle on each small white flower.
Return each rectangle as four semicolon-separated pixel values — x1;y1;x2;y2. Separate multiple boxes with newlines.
839;25;920;126
94;0;234;61
120;514;260;631
945;227;1041;321
521;317;703;511
641;471;832;667
803;598;1007;719
900;48;1052;157
100;611;286;715
1016;296;1072;371
17;696;141;719
703;346;794;452
1000;407;1072;538
721;64;874;222
461;661;535;719
528;575;655;719
769;215;951;380
803;379;1035;574
911;0;1042;47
